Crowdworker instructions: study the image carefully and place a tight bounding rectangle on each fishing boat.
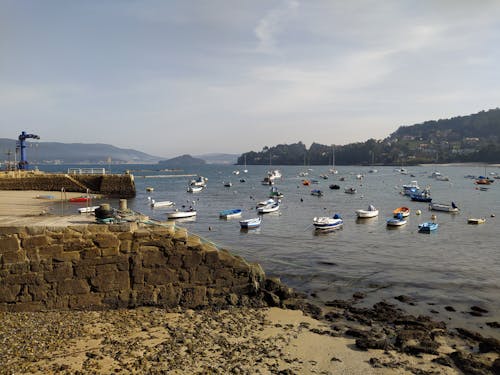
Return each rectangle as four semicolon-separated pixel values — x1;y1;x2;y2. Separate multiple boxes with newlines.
257;201;280;214
329;184;340;190
393;206;410;217
239;217;261;229
310;189;323;197
418;222;438;233
150;200;175;208
410;190;432;202
344;187;356;194
269;186;284;199
261;176;274;185
356;204;379;218
402;181;420;196
146;187;154;192
475;176;494;185
467;217;486;224
77;206;100;214
256;198;275;208
187;185;203;193
219;208;242;219
313;214;343;231
387;213;407;227
223;181;233;187
189;175;208;187
167;209;197;219
429;202;459;213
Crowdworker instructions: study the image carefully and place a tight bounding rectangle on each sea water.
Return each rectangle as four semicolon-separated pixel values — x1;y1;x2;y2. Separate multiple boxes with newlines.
48;164;500;338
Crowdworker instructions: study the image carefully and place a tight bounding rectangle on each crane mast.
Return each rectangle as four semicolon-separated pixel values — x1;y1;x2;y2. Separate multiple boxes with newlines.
17;131;40;170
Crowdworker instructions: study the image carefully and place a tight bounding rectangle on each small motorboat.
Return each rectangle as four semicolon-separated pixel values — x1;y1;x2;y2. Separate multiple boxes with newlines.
329;184;340;190
187;185;203;193
240;217;261;229
310;189;323;197
402;180;420;196
418;221;438;233
269;186;284;199
429;202;459;213
256;198;275;208
467;217;486;224
77;206;100;214
387;213;407;227
410;190;432;202
146;187;154;192
302;179;310;186
393;206;410;217
313;214;343;231
223;181;233;187
167;209;197;219
344;187;356;194
150;200;174;208
356;204;379;218
257;201;280;214
219;208;242;219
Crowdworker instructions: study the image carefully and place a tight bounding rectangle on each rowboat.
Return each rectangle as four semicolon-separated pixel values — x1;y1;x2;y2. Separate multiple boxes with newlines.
393;206;410;217
429;202;459;213
77;206;100;214
219;208;242;219
344;187;356;194
69;197;91;203
313;214;343;231
223;181;232;187
256;198;275;208
187;185;203;193
418;222;438;233
356;204;379;218
310;189;323;197
387;213;407;227
467;217;485;224
167;209;197;219
150;200;174;208
329;184;340;190
257;201;280;214
240;217;261;229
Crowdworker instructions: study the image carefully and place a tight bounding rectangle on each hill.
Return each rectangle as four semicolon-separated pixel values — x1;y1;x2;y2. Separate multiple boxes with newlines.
0;139;162;165
157;154;206;168
237;108;500;165
194;153;239;165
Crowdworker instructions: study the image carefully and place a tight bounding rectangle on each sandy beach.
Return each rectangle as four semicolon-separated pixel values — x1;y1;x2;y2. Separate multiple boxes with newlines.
0;190;498;374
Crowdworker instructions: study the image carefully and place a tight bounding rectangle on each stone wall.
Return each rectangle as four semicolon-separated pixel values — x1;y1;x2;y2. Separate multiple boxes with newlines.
0;172;136;198
0;223;272;312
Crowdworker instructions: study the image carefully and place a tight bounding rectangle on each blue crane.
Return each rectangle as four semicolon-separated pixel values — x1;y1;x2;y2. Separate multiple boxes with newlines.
17;131;40;170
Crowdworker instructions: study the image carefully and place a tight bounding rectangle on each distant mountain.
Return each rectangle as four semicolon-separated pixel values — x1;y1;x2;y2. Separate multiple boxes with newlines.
0;139;162;164
158;154;206;168
237;108;500;165
195;153;239;165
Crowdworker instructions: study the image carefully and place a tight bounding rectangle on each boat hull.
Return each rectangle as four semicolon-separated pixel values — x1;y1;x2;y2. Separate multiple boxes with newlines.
240;218;261;228
167;211;197;219
356;209;379;218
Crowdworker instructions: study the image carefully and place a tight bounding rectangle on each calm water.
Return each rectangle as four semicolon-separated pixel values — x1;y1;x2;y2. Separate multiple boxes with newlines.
51;164;500;337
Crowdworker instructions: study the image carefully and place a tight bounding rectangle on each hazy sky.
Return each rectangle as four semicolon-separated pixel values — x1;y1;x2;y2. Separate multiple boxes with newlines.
1;1;499;158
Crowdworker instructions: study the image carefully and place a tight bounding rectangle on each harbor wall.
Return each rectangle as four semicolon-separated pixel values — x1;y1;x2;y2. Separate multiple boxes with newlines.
0;172;136;198
0;223;291;312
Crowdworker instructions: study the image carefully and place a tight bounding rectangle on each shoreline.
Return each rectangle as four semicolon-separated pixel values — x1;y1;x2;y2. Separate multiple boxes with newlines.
0;190;498;373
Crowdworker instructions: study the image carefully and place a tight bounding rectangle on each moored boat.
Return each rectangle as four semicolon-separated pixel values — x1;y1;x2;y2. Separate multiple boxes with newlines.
429;202;459;213
239;217;261;229
402;180;420;196
187;185;203;193
344;187;356;194
387;213;407;227
410;190;432;202
69;197;91;203
418;221;438;233
310;189;323;197
150;200;175;208
356;204;379;218
77;206;100;214
313;214;343;231
257;201;280;214
329;184;340;190
393;206;410;217
167;209;197;219
219;208;242;219
467;217;486;224
269;186;284;199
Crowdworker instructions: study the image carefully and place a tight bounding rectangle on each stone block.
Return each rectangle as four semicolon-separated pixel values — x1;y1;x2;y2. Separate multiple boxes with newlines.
53;251;80;263
190;265;212;284
93;233;119;248
144;267;177;285
22;235;49;250
67;225;88;234
26;226;46;236
157;283;181;306
181;286;207;308
0;235;20;252
87;224;110;233
74;264;96;279
63;239;93;252
0;284;21;303
174;228;187;241
1;250;27;265
141;247;167;268
9;262;30;274
44;262;73;283
183;251;203;269
167;253;183;269
7;301;45;312
101;247;119;257
133;229;151;239
204;249;221;266
90;270;130;292
81;247;101;259
109;222;136;232
96;263;117;275
39;244;63;259
0;227;26;236
120;240;132;253
186;235;202;248
117;232;134;241
69;293;103;309
28;284;49;301
58;279;91;295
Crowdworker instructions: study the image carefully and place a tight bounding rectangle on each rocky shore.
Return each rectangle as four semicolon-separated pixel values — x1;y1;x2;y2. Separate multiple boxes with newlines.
0;191;499;374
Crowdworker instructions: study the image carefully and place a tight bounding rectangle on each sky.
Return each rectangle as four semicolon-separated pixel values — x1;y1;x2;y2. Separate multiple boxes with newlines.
1;1;499;158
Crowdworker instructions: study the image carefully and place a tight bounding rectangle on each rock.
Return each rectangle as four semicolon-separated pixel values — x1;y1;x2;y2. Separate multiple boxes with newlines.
471;306;489;314
486;321;500;329
449;351;492;375
444;305;456;312
394;295;415;304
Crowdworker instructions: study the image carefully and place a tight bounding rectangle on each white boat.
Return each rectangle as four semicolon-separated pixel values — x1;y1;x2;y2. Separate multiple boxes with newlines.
219;208;242;219
313;214;343;230
190;175;208;187
429;202;459;213
150;199;174;208
240;217;261;229
257;201;280;213
467;217;485;224
256;198;276;208
387;214;407;227
77;206;100;213
167;209;197;219
402;181;420;196
344;187;356;194
356;204;379;218
232;170;240;175
187;185;203;193
223;181;232;187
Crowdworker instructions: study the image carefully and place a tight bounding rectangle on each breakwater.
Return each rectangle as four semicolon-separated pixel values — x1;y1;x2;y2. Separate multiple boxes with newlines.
0;171;136;198
0;222;294;311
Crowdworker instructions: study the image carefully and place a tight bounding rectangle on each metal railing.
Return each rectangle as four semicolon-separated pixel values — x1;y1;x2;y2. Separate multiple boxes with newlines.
67;168;106;175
